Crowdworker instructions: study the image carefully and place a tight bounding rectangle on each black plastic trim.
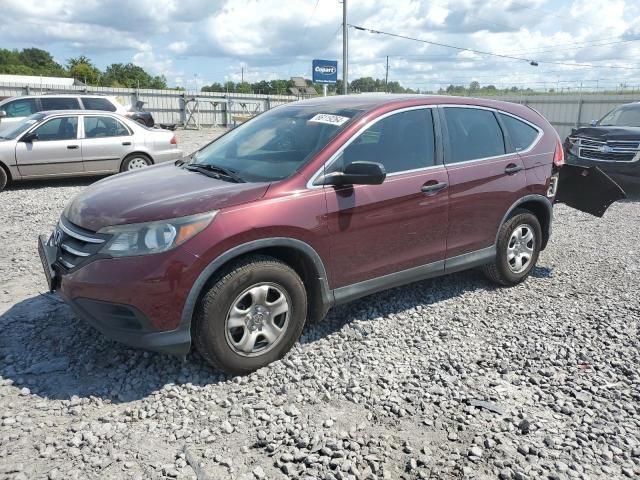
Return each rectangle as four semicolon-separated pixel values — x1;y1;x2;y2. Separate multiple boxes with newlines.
497;194;553;250
179;237;332;352
444;245;496;274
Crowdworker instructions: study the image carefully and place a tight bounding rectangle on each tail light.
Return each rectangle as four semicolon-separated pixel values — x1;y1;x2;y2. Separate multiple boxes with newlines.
553;137;564;167
170;136;177;145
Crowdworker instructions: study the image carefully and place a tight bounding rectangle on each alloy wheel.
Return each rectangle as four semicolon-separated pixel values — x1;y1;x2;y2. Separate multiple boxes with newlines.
507;224;535;273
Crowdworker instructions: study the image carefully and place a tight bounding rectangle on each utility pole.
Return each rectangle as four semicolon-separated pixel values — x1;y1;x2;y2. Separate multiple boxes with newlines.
342;0;348;95
241;67;244;84
385;56;389;93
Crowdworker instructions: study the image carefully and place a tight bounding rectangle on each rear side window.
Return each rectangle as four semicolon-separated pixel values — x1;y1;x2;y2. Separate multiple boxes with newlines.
443;107;505;163
84;116;130;138
3;98;37;117
499;113;539;152
82;97;117;112
41;97;81;111
335;109;436;174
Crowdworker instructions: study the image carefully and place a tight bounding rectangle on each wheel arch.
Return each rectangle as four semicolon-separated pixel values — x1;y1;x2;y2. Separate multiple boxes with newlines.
181;238;332;346
498;194;553;250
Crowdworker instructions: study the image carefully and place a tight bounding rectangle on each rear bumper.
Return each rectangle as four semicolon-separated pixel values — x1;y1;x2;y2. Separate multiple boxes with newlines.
154;149;183;164
60;294;191;356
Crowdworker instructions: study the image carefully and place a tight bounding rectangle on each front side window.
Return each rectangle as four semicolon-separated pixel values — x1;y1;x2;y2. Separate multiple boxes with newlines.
82;97;117;112
33;117;78;141
3;98;37;117
443;107;506;163
41;97;81;111
84;116;130;138
499;113;539;152
190;105;363;182
329;109;436;175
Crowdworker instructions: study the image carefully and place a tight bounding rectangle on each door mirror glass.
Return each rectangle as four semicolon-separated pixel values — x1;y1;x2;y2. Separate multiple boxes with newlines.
21;131;39;142
0;110;6;119
320;161;386;186
590;119;598;126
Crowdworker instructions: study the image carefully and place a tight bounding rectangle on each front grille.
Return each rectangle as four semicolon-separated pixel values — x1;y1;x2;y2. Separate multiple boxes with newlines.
55;217;108;271
574;137;640;163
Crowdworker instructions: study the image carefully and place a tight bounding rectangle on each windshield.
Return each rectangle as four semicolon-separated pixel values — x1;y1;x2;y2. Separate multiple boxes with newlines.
598;105;640;127
189;105;363;182
1;113;46;139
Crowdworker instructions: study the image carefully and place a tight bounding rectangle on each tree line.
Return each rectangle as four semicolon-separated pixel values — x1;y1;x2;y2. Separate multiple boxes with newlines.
0;48;167;89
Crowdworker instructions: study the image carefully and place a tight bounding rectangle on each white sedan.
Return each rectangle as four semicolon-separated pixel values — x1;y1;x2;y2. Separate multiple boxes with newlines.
0;110;182;191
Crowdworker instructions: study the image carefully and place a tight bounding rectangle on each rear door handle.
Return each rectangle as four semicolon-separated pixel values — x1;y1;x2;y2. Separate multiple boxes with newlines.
122;142;132;146
421;181;448;195
505;163;523;174
67;145;79;149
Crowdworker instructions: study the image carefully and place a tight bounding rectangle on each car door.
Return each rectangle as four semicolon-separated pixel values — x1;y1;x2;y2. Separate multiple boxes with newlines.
440;106;527;259
15;115;82;177
81;115;134;173
321;107;449;293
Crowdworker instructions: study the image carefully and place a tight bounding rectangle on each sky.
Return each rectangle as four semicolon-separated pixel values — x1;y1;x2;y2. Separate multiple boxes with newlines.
1;0;639;92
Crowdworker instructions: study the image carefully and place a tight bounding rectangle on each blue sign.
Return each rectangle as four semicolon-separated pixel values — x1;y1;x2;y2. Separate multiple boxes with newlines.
312;59;338;84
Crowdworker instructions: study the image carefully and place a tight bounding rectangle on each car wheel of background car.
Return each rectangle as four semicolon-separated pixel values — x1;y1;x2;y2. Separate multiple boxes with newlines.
0;167;7;192
193;255;307;375
482;208;542;286
121;154;153;172
135;118;147;126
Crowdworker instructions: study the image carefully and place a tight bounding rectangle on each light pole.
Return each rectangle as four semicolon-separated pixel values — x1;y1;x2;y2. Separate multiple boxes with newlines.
342;0;348;94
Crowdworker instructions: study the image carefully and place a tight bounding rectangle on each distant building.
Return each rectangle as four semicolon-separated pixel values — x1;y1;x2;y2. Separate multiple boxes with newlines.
0;74;85;87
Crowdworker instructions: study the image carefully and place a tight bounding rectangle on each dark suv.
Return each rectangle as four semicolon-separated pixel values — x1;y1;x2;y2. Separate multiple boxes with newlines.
38;95;624;374
564;101;640;186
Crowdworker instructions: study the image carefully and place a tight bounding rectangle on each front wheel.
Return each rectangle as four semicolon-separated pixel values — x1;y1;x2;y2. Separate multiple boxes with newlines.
482;209;542;286
193;255;307;375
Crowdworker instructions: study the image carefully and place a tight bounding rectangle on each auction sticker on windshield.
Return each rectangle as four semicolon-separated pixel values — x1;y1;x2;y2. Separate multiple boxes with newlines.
309;113;350;126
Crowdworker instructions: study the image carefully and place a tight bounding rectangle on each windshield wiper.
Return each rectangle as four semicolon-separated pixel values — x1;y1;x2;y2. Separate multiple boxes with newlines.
185;163;245;183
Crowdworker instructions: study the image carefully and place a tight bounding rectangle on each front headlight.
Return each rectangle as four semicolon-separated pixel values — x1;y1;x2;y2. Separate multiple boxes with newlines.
97;211;217;257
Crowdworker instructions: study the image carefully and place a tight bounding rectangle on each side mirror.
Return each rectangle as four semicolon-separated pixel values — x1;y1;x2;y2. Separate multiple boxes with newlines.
0;110;6;119
319;161;386;186
590;119;598;127
21;132;39;143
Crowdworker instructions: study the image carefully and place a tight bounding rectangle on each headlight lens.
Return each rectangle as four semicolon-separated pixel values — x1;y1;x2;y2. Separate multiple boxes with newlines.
98;211;217;257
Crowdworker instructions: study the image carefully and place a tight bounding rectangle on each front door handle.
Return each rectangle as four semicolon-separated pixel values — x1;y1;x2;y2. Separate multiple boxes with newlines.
421;181;448;195
67;145;79;149
505;163;523;174
122;141;132;146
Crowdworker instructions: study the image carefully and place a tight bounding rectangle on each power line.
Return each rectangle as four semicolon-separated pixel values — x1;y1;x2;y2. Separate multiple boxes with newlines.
349;24;640;70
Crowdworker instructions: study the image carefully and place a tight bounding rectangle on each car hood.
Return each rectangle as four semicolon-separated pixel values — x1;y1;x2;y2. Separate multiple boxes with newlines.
64;163;271;231
571;126;640;141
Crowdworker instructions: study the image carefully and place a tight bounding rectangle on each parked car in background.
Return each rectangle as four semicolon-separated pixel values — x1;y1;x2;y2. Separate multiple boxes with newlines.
0;94;155;133
38;95;624;375
0;110;180;191
564;102;640;184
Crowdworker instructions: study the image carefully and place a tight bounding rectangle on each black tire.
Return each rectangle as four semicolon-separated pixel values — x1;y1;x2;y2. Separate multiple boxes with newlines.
193;255;307;375
482;208;542;286
135;118;147;126
120;154;153;172
0;167;7;192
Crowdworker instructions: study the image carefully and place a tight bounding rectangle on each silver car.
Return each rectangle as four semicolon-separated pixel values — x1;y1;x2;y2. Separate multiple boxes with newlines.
0;110;182;191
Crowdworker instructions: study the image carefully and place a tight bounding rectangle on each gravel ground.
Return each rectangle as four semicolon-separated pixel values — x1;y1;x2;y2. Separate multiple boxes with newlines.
0;129;639;480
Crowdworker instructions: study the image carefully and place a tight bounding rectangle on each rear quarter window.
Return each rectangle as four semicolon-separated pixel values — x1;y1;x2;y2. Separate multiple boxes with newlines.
82;97;117;112
499;113;540;152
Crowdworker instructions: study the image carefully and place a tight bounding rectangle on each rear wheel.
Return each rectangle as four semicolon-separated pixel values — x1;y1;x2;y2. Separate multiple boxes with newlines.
0;167;7;192
193;255;307;375
483;209;541;286
121;154;152;172
135;118;148;127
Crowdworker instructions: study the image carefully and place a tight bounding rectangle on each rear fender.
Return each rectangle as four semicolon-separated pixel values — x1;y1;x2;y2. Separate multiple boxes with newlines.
555;165;626;217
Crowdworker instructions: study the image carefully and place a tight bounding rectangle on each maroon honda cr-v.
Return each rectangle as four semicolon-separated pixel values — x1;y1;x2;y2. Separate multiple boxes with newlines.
38;95;625;374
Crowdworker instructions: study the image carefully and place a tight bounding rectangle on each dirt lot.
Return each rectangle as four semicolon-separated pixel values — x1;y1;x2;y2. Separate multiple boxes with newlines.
0;129;639;480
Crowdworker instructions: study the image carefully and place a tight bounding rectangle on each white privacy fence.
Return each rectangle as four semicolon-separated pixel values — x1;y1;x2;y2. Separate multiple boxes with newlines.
0;81;638;137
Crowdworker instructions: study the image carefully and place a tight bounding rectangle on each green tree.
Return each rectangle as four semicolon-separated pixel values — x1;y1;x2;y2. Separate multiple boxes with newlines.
202;82;224;92
235;81;252;94
67;56;101;85
18;48;66;76
102;63;167;89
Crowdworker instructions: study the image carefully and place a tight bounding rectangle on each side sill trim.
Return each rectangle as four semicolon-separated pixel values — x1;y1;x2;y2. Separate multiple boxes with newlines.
332;245;496;306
